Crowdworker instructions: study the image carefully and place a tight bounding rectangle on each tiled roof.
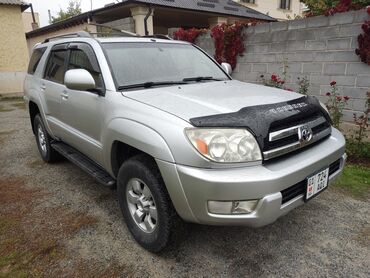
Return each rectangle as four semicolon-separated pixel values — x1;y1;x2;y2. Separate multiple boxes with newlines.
121;0;274;21
0;0;30;11
27;0;275;38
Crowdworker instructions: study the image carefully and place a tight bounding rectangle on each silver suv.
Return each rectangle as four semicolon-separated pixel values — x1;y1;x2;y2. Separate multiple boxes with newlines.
24;32;346;252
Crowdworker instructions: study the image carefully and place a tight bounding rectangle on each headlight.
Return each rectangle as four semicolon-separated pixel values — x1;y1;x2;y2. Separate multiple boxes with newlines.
185;128;262;163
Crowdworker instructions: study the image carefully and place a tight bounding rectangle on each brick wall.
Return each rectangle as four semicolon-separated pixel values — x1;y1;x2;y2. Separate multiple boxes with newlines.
196;10;370;122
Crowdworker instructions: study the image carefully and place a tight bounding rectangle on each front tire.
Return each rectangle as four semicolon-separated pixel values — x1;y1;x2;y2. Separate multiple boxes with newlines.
117;154;178;252
34;114;60;163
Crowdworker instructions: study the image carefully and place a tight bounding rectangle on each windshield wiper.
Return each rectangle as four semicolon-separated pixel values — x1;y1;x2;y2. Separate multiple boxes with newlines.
118;81;187;91
182;76;222;82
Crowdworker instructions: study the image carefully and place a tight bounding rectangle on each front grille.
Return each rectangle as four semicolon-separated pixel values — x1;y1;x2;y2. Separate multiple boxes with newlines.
263;114;331;160
281;159;342;204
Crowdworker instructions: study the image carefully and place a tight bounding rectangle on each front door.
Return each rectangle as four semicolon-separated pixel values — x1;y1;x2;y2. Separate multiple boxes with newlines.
58;42;106;164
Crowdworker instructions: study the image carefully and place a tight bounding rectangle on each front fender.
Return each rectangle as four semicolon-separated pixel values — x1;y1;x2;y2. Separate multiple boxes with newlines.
103;118;175;175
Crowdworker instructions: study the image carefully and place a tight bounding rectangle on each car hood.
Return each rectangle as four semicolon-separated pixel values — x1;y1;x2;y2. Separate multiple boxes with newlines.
123;80;303;121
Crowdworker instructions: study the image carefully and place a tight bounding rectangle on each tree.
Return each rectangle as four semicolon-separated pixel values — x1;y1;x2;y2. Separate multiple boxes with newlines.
302;0;370;16
302;0;337;16
50;0;82;24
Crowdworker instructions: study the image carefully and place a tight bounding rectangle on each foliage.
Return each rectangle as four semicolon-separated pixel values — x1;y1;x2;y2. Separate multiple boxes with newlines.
302;0;370;16
259;74;293;91
355;7;370;65
303;0;338;16
346;92;370;159
173;28;207;44
259;74;285;89
286;14;304;20
324;0;365;16
297;76;310;95
325;81;350;129
347;139;370;160
50;0;82;24
211;22;247;69
333;164;370;199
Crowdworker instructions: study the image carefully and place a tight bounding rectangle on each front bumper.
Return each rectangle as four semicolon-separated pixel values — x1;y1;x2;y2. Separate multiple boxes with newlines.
157;128;346;227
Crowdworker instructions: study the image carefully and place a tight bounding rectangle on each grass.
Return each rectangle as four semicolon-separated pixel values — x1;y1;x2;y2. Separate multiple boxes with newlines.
0;96;23;102
0;177;130;277
0;177;127;277
0;105;14;113
0;97;25;112
333;163;370;200
10;102;26;110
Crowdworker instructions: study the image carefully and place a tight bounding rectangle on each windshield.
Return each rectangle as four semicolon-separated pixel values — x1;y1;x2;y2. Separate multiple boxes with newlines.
102;42;229;89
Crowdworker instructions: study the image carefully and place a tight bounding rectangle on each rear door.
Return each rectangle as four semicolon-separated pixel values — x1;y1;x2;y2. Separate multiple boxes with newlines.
42;44;68;137
58;42;106;163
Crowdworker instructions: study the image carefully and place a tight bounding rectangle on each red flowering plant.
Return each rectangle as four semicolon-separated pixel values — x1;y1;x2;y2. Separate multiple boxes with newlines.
173;28;207;44
324;0;364;16
211;22;247;69
260;74;286;89
325;81;350;129
355;7;370;65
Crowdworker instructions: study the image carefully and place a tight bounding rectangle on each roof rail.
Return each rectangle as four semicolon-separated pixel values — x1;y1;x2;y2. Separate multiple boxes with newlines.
43;31;92;43
143;34;172;40
42;30;172;44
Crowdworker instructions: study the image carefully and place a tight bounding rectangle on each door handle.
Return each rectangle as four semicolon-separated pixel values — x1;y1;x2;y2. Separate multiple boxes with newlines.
61;90;69;100
40;84;46;91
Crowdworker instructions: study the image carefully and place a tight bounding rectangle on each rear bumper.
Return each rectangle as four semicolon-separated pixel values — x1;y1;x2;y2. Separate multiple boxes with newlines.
157;128;346;227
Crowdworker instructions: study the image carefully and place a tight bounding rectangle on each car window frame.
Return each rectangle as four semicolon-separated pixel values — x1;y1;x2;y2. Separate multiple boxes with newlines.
66;42;105;93
28;47;47;75
43;43;69;85
100;41;232;91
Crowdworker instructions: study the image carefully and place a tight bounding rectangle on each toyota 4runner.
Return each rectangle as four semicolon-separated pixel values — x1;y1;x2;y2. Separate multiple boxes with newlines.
24;31;346;252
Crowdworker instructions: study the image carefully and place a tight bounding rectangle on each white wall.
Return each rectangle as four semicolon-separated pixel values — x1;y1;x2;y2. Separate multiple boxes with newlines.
235;0;303;21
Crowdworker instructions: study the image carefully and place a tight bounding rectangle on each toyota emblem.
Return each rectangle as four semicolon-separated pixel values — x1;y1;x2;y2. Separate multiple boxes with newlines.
299;126;313;144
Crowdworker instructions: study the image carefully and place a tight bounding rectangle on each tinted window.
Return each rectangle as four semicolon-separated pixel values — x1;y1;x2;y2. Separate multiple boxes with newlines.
27;47;46;74
44;49;67;84
68;48;103;89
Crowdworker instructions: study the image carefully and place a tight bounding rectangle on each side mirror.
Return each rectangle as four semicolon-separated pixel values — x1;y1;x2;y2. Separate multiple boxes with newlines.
64;69;96;91
221;63;232;75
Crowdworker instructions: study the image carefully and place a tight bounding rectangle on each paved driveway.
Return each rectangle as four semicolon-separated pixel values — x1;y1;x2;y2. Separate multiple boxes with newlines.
0;99;369;277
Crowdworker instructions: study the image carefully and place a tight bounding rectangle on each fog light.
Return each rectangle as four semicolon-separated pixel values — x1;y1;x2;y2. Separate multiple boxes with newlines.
208;200;258;215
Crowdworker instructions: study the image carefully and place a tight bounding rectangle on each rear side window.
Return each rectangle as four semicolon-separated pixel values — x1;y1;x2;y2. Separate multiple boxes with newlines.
44;49;68;84
27;47;46;74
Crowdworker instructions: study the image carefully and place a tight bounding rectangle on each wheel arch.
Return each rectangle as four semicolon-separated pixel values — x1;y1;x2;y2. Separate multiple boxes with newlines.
105;118;175;178
29;100;40;134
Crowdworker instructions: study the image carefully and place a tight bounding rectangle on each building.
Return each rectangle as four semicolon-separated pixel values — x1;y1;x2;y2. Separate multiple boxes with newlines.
22;11;40;33
26;0;275;51
234;0;305;20
0;0;30;96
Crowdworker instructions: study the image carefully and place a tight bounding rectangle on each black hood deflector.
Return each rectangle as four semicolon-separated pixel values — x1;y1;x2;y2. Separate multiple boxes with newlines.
190;96;331;150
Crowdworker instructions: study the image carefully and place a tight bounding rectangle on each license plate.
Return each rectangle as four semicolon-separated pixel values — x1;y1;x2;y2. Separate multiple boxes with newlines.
306;168;329;201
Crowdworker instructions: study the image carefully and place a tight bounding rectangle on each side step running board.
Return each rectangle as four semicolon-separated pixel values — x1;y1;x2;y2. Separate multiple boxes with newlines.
51;142;116;188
